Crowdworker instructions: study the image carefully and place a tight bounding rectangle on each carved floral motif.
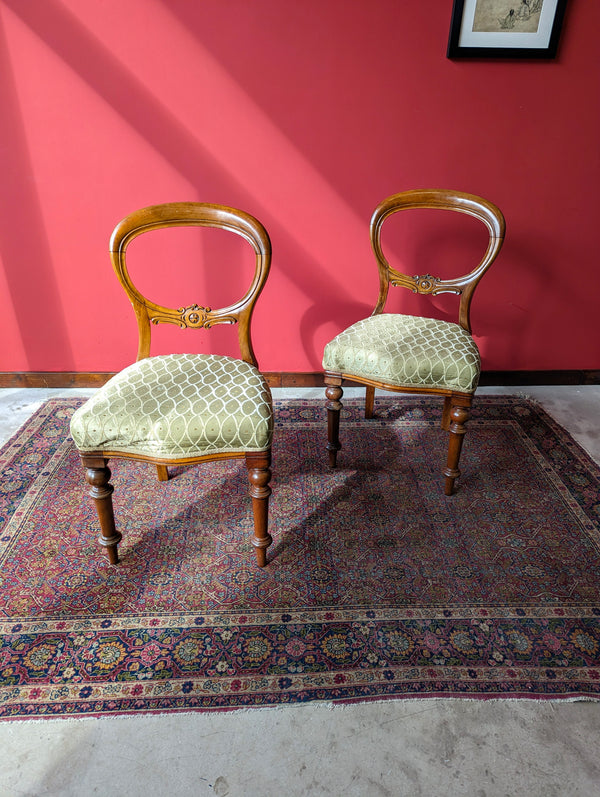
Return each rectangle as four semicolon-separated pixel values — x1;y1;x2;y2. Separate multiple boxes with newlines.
411;274;441;293
150;304;237;328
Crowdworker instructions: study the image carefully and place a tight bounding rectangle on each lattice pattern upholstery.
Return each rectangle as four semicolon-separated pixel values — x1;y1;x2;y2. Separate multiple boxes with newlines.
70;353;273;458
323;313;481;393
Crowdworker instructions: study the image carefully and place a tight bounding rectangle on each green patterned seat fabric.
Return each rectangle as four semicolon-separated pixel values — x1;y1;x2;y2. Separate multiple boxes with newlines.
70;354;273;458
323;314;481;393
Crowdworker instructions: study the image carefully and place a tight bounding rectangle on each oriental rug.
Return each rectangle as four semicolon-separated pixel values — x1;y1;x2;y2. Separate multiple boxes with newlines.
1;396;599;719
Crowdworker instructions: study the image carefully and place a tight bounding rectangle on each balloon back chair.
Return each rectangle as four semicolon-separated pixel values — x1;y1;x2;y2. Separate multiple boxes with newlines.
323;189;505;495
70;203;274;566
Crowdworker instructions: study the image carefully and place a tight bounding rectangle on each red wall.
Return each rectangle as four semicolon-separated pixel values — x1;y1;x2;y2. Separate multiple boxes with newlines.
1;0;598;373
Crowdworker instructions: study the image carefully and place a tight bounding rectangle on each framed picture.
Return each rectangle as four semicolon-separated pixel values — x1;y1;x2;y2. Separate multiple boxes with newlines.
447;0;568;58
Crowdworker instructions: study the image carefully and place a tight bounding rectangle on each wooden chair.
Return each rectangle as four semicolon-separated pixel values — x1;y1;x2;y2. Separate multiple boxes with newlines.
70;203;274;566
323;189;505;495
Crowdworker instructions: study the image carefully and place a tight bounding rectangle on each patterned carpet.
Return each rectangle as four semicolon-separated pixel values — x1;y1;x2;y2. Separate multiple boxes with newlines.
1;396;599;719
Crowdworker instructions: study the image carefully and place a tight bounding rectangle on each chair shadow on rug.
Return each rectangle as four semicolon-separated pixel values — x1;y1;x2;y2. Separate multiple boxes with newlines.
323;189;505;496
70;203;275;567
111;459;262;568
265;417;451;569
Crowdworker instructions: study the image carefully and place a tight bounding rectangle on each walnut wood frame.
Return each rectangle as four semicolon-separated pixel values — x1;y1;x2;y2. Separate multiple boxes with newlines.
110;202;271;366
324;189;505;496
76;203;273;566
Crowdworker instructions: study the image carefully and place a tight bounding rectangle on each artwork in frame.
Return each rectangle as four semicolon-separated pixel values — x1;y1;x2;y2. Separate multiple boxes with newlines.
447;0;568;58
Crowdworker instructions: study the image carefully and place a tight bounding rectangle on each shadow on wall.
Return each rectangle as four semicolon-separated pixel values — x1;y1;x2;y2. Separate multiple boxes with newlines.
0;11;74;370
2;0;382;370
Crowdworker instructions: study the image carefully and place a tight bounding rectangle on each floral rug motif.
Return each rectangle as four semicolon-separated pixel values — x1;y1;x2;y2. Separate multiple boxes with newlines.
1;396;599;719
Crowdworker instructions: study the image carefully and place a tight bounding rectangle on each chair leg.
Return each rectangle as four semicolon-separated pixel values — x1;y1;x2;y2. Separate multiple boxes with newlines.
245;450;272;567
325;377;344;468
443;395;472;496
156;465;169;482
81;454;122;564
365;385;375;419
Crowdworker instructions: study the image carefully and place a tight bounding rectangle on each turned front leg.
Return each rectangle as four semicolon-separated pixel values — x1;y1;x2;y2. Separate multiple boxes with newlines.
246;450;272;567
81;455;122;564
443;396;472;496
325;379;344;468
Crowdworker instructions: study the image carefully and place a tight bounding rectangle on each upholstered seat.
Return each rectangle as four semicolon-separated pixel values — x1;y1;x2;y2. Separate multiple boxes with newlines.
323;189;505;496
323;314;480;394
70;203;274;567
71;354;273;458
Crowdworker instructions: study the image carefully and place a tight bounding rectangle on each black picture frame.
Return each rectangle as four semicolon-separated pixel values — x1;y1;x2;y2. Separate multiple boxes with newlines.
447;0;568;59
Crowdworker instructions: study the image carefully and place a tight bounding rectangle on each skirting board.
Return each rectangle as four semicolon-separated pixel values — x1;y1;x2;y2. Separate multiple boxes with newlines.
0;370;599;388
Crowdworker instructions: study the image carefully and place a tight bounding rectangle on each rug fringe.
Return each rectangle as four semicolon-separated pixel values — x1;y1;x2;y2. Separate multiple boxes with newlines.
329;695;600;709
5;695;598;724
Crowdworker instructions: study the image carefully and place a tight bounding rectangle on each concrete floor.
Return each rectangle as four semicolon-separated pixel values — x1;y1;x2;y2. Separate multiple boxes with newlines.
1;386;599;797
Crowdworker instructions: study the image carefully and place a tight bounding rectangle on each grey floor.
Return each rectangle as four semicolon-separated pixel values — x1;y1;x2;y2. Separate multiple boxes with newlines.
1;386;599;797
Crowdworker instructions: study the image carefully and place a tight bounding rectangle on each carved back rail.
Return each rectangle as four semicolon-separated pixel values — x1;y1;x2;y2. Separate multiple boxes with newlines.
109;202;272;366
370;190;505;333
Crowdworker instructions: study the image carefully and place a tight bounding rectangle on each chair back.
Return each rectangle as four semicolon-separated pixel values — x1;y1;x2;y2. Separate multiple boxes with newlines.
109;202;271;365
370;190;505;332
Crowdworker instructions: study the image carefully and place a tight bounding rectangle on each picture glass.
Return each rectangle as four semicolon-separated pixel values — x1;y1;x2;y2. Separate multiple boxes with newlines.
457;0;561;50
